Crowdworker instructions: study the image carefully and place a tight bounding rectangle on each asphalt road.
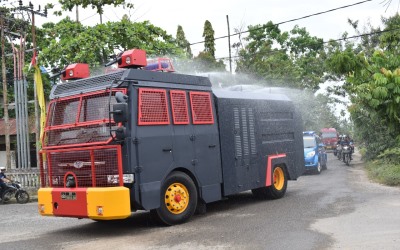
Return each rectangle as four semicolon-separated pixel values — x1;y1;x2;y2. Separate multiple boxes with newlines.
0;152;399;250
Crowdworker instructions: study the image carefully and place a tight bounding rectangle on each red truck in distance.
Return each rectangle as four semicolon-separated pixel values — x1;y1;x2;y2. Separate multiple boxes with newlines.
320;128;339;150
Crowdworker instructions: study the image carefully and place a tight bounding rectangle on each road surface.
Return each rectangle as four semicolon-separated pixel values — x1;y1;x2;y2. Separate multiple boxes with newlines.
1;151;399;250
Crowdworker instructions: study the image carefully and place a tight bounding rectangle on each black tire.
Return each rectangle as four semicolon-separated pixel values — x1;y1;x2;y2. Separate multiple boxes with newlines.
151;171;197;226
252;165;288;200
345;154;350;166
16;190;30;204
314;161;322;175
1;189;14;204
322;161;328;170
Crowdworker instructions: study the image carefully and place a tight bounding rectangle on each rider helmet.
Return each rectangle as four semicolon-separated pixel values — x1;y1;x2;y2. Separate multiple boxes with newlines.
0;167;5;171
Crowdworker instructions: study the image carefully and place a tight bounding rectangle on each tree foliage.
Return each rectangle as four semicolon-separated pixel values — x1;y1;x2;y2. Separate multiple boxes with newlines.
235;22;325;90
176;25;192;58
35;17;183;68
176;20;225;73
58;0;133;23
202;20;216;58
325;14;400;158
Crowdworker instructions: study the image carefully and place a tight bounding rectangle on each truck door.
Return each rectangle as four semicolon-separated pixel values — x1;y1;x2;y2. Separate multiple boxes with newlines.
135;88;173;209
190;91;222;202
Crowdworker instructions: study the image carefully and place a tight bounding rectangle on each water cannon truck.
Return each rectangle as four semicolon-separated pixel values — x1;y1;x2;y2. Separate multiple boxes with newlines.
38;49;305;225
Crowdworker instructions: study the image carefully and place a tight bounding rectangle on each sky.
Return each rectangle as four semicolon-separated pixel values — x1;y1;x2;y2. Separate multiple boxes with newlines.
3;0;398;63
3;0;393;118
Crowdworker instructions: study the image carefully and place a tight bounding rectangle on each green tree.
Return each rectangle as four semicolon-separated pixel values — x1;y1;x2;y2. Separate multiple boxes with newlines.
35;17;183;68
58;0;133;24
176;25;192;58
325;14;400;158
183;20;225;73
235;22;325;90
192;51;225;72
202;20;216;58
0;7;32;117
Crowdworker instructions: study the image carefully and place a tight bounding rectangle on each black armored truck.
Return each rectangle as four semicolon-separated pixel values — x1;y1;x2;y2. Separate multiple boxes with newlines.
38;49;305;225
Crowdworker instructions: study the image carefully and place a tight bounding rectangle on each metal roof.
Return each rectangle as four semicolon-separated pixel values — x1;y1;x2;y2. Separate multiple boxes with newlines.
0;118;36;136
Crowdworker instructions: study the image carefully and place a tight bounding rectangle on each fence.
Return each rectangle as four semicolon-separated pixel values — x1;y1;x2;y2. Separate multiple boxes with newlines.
7;169;40;189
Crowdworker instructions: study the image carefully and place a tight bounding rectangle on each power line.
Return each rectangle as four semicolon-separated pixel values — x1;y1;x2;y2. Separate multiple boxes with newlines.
215;26;400;60
190;0;374;46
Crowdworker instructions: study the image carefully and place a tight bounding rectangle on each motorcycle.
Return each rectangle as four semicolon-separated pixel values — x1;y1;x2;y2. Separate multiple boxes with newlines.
336;144;342;161
342;144;352;166
350;141;355;154
0;181;30;204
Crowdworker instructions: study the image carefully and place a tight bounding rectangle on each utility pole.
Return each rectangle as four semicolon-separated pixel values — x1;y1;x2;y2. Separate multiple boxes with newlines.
18;0;47;168
226;15;232;74
76;5;79;23
1;12;11;169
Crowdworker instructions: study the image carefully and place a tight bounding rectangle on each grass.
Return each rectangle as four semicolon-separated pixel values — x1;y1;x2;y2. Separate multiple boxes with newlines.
365;160;400;186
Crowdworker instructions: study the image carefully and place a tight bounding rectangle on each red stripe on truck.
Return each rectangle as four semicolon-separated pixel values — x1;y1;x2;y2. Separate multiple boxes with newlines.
266;154;286;186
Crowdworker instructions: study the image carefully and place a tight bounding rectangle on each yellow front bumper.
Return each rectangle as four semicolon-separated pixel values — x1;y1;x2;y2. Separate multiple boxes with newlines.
38;186;131;220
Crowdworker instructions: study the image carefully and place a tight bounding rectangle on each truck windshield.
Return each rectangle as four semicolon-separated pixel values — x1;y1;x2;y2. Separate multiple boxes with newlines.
303;137;316;148
44;89;124;148
322;132;337;138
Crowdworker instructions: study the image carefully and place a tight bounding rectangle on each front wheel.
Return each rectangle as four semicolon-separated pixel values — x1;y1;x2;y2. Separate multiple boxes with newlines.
322;159;328;170
16;190;30;204
151;171;198;226
315;161;322;174
252;165;288;200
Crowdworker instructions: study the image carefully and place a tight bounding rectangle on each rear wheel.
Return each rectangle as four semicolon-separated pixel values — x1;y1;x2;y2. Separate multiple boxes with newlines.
252;165;288;200
151;171;197;226
1;189;14;204
16;190;30;204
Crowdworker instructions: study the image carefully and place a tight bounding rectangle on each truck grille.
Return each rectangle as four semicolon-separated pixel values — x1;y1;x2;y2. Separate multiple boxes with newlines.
40;145;122;188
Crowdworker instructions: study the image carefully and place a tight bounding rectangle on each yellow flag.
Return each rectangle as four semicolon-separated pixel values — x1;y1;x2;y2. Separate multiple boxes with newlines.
34;65;46;142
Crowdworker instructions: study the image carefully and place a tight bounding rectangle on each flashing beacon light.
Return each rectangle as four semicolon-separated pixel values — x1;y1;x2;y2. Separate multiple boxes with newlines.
117;49;147;68
61;63;90;80
144;58;175;72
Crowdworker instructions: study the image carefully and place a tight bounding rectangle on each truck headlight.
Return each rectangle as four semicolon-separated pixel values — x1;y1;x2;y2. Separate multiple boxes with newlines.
107;174;134;184
52;176;61;185
306;151;316;158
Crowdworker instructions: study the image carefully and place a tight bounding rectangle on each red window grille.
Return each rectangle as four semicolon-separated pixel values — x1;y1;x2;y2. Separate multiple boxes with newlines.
170;90;189;125
48;98;80;126
138;88;170;125
43;89;126;149
189;91;214;124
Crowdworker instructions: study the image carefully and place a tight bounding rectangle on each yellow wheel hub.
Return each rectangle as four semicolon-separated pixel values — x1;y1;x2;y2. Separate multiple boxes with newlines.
164;182;189;214
273;167;285;190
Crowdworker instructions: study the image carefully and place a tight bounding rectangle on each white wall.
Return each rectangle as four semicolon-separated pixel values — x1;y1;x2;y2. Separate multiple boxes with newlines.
0;151;16;169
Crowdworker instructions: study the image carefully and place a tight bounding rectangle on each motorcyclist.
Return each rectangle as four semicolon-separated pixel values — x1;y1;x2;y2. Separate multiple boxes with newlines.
0;166;11;197
340;136;353;160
